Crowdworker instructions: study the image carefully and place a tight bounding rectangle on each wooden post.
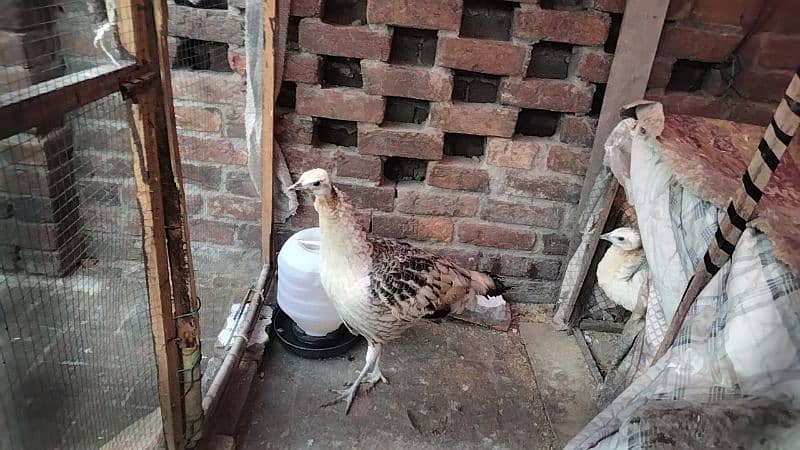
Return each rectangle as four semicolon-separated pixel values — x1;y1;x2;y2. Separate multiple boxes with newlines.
119;0;203;448
261;0;276;265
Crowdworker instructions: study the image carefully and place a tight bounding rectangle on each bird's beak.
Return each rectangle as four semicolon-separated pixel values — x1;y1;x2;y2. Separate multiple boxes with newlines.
287;181;301;191
599;233;610;241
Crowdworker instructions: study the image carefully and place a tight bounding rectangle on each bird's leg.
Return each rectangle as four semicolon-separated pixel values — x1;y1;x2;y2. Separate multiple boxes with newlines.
321;341;379;414
361;343;388;390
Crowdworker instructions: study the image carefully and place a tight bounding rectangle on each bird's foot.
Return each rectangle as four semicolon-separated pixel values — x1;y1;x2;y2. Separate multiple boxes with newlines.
361;369;388;391
321;384;359;415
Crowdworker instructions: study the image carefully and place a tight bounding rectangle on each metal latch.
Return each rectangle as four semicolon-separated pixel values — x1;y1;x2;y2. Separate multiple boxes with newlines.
119;71;158;102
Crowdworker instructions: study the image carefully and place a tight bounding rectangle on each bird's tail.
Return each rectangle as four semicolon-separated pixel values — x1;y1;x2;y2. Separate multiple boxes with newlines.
469;271;509;297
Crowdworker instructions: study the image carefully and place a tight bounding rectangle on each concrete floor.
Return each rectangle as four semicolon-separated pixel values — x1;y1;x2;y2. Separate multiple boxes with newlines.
237;306;598;450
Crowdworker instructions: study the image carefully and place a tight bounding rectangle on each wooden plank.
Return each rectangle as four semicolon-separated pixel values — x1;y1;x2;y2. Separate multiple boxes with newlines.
261;0;277;265
0;64;145;140
150;2;205;446
117;1;185;449
576;0;670;219
580;318;625;334
573;328;603;384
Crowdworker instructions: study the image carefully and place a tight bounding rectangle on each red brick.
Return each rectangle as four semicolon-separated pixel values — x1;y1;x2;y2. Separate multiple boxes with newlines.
479;253;535;278
172;70;245;105
514;9;610;46
692;0;762;26
225;170;259;197
168;5;244;45
729;101;774;127
531;259;563;281
277;112;315;145
372;213;454;242
225;108;246;139
358;123;444;160
437;36;529;76
500;78;594;113
547;145;590;176
76;153;131;178
335;150;383;182
337;184;395;211
426;157;489;192
505;171;581;202
650;90;729;119
237;224;262;248
284;52;322;84
178;135;247;165
575;49;613;84
190;219;236;245
416;244;479;270
657;22;744;63
367;0;462;31
282;144;335;175
648;57;675;89
228;45;246;76
666;0;694;20
296;85;385;123
734;69;795;102
480;198;562;229
543;233;570;255
182;162;222;190
747;34;800;71
457;222;536;250
208;195;261;222
291;0;322;16
486;137;539;170
760;3;800;33
361;61;453;101
0;31;25;65
291;196;321;228
299;19;391;61
396;184;479;217
559;115;597;147
430;102;519;137
174;105;222;133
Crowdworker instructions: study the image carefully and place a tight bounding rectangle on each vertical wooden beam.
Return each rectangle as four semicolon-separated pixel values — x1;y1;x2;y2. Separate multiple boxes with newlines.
116;1;185;449
577;0;670;216
119;0;203;448
261;0;276;265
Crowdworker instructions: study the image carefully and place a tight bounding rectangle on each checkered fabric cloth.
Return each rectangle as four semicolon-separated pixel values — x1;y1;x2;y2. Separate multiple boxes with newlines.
565;120;800;449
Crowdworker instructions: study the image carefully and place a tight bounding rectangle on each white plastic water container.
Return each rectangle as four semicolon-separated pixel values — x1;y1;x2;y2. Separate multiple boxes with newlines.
276;227;342;336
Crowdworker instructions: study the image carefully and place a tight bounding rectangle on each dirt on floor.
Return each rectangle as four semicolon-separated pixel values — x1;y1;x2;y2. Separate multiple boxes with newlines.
236;307;600;450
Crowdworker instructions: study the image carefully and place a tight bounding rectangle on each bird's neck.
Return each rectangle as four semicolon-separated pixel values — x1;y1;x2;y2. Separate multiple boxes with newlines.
314;187;370;263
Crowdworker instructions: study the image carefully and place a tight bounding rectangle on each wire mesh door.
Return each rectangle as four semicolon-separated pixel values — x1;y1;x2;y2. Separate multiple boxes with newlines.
1;1;201;449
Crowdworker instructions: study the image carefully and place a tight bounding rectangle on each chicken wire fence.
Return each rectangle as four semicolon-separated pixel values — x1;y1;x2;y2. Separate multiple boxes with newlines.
0;0;264;448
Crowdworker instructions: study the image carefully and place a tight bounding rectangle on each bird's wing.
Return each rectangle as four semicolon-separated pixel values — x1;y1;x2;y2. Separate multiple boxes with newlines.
366;236;473;322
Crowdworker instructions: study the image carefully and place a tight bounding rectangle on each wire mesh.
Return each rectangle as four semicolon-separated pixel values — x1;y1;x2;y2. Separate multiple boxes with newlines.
165;0;262;380
0;2;164;449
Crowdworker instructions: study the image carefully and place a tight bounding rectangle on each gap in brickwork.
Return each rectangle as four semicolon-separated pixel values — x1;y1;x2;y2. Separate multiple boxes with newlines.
604;13;623;53
287;16;301;51
385;97;430;124
174;0;227;9
322;56;363;88
389;27;438;67
527;42;573;80
667;60;716;92
384;157;427;182
277;82;297;109
323;0;367;25
460;0;515;41
538;0;584;10
452;70;500;103
590;83;606;115
516;109;560;137
173;38;231;72
444;133;485;157
316;118;358;147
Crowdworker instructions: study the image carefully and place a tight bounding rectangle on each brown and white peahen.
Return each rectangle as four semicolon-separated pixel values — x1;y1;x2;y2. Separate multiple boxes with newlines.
597;227;648;313
288;168;506;414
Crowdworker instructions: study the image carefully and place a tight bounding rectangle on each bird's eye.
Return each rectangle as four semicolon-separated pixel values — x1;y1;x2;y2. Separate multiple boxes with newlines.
617;237;624;241
312;181;321;187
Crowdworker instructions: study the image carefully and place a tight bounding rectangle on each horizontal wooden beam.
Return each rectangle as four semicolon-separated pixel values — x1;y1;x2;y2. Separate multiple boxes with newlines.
0;63;147;140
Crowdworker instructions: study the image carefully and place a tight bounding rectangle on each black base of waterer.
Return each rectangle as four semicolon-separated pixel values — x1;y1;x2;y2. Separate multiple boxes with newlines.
272;305;362;359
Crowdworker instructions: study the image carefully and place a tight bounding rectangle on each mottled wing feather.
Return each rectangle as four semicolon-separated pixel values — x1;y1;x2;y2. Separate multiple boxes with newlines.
367;236;472;323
